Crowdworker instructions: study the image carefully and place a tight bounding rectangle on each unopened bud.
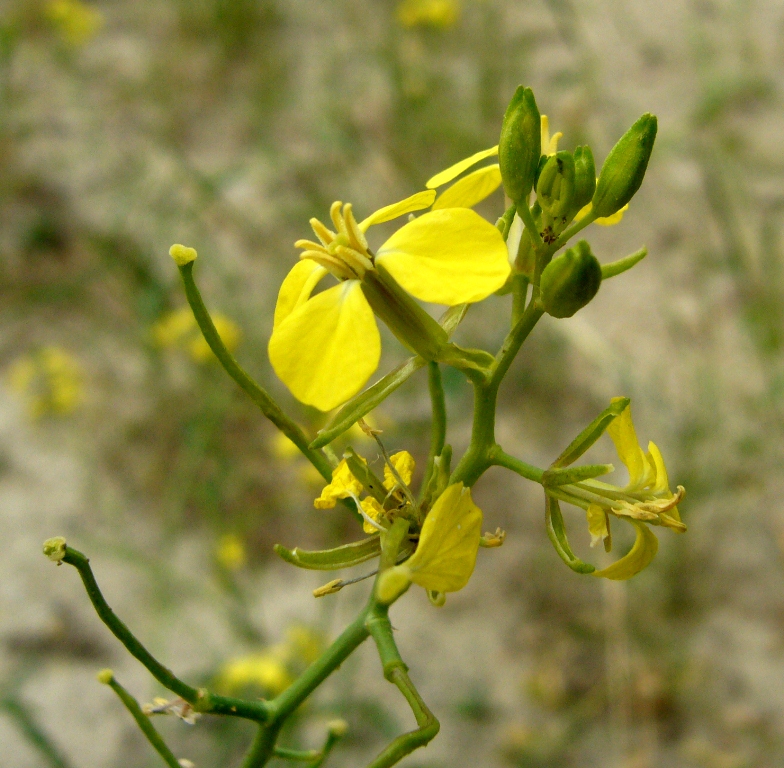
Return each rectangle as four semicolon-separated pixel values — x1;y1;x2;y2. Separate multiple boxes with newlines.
43;536;67;563
499;86;541;205
169;244;198;266
571;146;596;215
540;240;602;318
328;719;349;737
592;113;657;218
536;151;575;220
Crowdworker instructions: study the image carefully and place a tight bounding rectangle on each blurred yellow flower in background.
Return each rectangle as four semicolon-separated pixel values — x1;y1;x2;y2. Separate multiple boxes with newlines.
215;533;247;571
7;347;83;419
152;307;241;364
397;0;460;28
215;625;326;697
44;0;103;47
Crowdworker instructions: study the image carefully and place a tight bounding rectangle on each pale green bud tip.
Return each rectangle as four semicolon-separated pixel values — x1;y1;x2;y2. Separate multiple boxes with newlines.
169;244;197;266
43;536;67;562
375;566;411;605
96;668;114;685
328;719;349;737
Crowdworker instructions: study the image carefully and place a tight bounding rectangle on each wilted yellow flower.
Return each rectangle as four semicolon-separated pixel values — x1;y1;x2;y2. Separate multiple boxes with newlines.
376;482;482;603
7;347;82;419
216;533;246;571
397;0;460;28
152;307;241;364
44;0;103;47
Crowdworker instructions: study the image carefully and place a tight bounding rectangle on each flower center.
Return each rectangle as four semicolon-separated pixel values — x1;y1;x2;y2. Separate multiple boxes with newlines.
294;201;375;280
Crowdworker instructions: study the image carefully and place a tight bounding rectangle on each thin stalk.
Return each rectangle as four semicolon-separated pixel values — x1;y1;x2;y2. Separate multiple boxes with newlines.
552;209;596;250
420;362;446;500
490;301;545;389
105;675;181;768
492;449;544;483
178;262;333;482
60;547;269;722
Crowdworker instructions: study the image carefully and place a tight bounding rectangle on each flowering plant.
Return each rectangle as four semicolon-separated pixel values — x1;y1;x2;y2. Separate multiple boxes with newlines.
43;86;683;768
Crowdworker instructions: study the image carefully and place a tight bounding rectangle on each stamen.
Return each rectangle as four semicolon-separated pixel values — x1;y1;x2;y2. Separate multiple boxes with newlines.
310;218;336;246
333;245;373;277
343;204;369;252
330;201;348;236
299;250;353;280
295;239;329;253
348;491;387;532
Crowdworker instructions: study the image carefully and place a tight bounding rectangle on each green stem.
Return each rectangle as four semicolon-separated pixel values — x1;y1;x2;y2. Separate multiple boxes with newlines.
511;274;530;327
0;697;73;768
275;747;320;761
517;201;544;248
105;676;181;768
449;380;497;487
60;547;269;722
492;449;544;483
241;724;282;768
420;362;447;499
490;300;545;389
552;209;596;251
178;261;333;482
365;607;440;768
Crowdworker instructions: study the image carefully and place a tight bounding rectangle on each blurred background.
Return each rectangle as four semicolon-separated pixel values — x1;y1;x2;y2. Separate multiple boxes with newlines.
1;0;784;766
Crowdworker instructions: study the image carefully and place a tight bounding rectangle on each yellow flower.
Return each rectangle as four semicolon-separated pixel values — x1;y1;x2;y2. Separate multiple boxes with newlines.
314;457;365;510
574;199;629;227
268;194;509;411
397;0;460;28
152;307;241;364
216;653;291;696
216;533;246;571
44;0;103;47
384;451;415;492
376;483;482;602
7;347;82;419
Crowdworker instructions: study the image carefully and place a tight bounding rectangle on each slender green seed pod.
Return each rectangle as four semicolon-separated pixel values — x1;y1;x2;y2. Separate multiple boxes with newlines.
592;113;657;218
499;86;541;206
536;151;576;221
540;240;602;318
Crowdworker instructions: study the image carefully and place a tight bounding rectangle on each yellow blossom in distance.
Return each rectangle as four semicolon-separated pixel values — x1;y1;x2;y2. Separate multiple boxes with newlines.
397;0;460;29
7;347;82;419
152;307;241;364
268;192;509;412
44;0;103;47
377;483;482;603
216;533;246;571
216;653;291;697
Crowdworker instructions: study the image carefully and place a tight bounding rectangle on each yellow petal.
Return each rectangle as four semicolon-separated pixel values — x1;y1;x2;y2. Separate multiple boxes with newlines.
357;190;436;232
592;521;658;580
314;458;364;509
432;164;503;210
376;208;510;305
400;483;483;594
606;399;646;488
574;201;628;226
586;504;609;548
273;259;329;329
596;205;628;226
361;497;386;534
425;146;499;189
383;451;416;491
269;280;381;411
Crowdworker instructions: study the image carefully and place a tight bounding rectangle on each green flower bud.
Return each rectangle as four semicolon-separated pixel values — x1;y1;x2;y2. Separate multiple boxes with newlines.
536;151;575;221
592;113;657;218
540;240;602;318
571;145;596;213
499;86;541;205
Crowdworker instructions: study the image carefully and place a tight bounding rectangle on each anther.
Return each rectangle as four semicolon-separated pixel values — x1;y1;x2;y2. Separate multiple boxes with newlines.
310;218;336;246
330;201;348;236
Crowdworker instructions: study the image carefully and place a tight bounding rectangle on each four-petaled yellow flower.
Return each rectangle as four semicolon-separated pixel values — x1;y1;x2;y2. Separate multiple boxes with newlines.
377;482;483;603
268;193;509;411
